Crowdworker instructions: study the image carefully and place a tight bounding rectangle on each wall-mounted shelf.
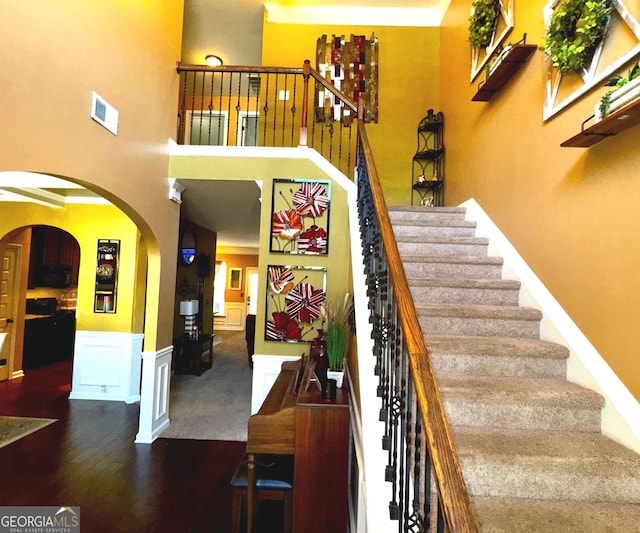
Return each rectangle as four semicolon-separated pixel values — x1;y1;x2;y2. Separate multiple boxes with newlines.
472;43;537;102
561;97;640;147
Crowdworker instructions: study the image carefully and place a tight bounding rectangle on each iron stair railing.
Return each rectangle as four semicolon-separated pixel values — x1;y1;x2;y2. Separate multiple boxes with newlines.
355;122;479;532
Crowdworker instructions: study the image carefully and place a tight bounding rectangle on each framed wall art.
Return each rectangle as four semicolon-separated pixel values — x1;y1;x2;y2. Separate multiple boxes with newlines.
94;239;119;313
264;265;327;342
228;267;243;290
270;179;331;255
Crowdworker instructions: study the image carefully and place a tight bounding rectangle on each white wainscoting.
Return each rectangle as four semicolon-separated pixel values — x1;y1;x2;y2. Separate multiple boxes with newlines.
135;344;172;444
250;353;301;414
213;302;246;331
69;331;144;404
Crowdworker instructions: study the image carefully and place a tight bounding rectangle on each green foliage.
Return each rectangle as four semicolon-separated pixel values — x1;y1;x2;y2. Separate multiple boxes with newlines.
542;0;612;74
469;0;498;48
322;295;353;371
599;62;640;118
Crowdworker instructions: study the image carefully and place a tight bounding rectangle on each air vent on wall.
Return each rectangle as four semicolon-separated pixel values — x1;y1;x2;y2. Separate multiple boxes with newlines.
91;91;119;135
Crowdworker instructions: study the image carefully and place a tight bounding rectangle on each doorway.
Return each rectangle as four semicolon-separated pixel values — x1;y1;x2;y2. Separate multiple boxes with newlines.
0;244;21;381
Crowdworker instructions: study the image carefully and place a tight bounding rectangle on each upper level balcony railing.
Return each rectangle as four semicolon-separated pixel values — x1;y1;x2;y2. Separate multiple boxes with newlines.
176;61;358;177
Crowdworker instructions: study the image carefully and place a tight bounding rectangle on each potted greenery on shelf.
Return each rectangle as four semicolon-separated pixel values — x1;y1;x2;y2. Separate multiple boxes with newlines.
597;62;640;121
322;294;354;388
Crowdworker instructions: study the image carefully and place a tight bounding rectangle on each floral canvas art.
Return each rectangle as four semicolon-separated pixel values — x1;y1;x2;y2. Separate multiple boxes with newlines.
270;179;330;254
265;265;326;342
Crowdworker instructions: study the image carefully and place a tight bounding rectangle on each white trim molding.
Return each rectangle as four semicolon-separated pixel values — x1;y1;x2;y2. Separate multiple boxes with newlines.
135;345;173;444
461;198;640;454
70;331;144;404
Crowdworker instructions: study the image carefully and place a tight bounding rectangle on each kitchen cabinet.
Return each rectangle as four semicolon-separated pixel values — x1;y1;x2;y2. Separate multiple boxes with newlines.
29;226;80;288
23;311;76;371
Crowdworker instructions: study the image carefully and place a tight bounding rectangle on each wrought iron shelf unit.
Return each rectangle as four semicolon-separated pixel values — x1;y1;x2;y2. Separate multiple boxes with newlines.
561;97;640;147
411;110;444;207
472;42;537;102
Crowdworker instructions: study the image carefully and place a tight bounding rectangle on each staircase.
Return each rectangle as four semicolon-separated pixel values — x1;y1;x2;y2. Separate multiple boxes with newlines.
389;205;640;532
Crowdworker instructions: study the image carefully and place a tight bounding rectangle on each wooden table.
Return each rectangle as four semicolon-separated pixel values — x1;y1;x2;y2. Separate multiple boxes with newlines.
173;333;213;375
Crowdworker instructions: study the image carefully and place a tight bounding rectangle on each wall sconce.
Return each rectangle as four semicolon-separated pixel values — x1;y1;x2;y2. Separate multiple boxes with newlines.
180;299;200;338
205;54;223;67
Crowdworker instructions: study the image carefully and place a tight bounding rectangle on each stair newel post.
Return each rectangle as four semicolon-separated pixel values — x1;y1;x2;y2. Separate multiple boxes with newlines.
299;60;310;147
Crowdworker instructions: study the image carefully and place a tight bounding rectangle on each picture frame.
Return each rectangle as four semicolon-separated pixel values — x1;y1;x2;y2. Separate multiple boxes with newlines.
270;179;331;255
264;265;327;342
228;267;243;290
94;239;120;313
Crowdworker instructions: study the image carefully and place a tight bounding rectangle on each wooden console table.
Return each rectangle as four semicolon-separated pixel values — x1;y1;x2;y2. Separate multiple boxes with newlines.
173;333;213;376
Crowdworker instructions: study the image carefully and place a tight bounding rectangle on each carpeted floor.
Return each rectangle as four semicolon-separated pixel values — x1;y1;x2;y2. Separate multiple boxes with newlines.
160;330;252;442
0;416;57;448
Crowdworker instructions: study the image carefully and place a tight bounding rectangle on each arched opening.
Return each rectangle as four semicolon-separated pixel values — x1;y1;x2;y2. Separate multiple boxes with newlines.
0;172;155;400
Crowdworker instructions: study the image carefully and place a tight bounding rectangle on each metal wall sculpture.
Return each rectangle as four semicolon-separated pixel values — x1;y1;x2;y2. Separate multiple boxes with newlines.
316;34;379;124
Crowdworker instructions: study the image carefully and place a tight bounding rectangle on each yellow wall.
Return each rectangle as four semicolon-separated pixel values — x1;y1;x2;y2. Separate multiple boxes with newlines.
0;0;185;351
261;20;441;204
0;203;141;333
168;156;353;359
440;0;640;400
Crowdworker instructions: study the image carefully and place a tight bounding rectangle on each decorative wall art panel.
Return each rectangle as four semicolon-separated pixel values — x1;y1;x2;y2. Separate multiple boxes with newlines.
469;0;514;81
542;0;640;120
270;179;331;254
316;34;378;124
265;265;327;343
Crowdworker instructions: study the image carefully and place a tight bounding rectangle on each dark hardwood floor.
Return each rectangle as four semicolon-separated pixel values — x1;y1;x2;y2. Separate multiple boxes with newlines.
0;360;283;533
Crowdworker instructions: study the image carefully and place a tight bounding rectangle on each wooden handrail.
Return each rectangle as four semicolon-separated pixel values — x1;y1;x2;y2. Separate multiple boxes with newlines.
176;61;304;75
357;122;479;532
305;60;359;114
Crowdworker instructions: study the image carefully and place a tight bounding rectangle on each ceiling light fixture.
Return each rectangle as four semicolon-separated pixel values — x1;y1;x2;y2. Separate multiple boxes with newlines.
205;54;223;67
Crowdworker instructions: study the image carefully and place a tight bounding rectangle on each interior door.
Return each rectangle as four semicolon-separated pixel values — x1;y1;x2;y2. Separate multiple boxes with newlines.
0;245;21;381
246;267;259;316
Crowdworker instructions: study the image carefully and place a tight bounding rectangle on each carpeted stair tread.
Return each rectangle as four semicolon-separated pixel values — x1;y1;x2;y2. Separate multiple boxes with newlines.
453;427;640;502
425;335;568;360
426;335;569;379
401;254;502;266
396;235;489;245
453;427;640;468
408;278;520;290
408;278;521;306
439;376;603;431
439;376;603;411
388;205;466;214
415;303;542;321
388;205;640;524
473;496;640;533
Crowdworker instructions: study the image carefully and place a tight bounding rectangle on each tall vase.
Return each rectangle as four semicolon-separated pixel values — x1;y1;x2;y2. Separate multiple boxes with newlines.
309;329;328;388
